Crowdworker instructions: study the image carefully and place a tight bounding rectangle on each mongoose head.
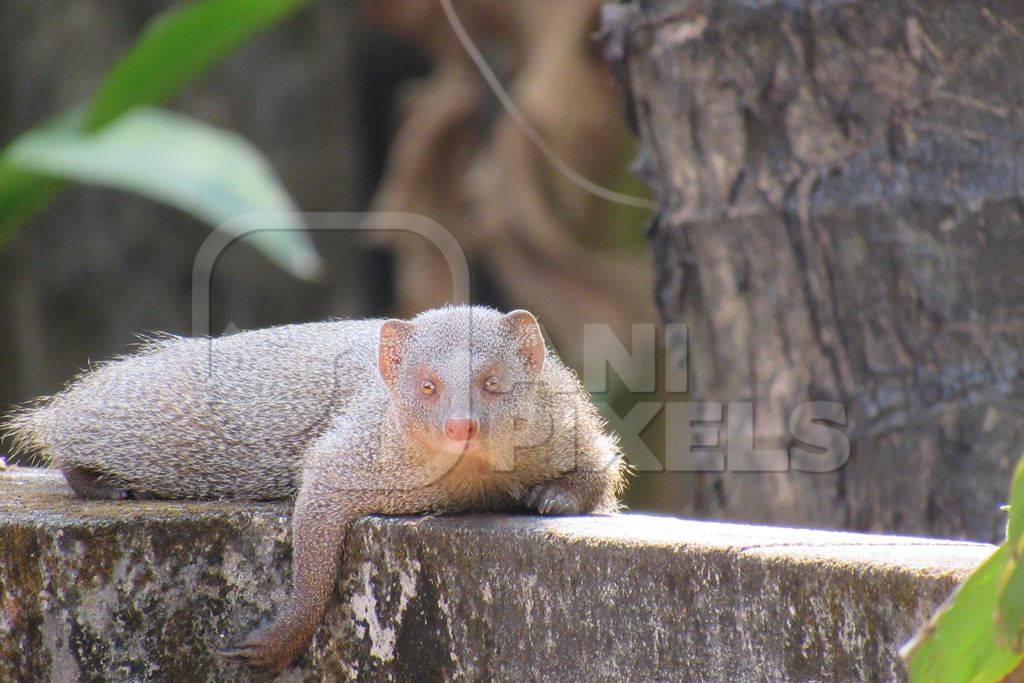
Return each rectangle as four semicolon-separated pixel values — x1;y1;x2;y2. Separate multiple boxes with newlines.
378;306;545;457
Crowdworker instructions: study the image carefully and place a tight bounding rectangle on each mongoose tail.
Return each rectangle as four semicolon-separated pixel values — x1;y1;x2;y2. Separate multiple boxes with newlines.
3;400;49;465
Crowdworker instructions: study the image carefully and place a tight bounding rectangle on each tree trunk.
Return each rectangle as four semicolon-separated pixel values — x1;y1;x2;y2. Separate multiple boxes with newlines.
606;0;1024;541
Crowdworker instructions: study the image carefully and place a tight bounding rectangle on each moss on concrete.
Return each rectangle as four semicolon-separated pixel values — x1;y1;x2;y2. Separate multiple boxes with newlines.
0;468;992;681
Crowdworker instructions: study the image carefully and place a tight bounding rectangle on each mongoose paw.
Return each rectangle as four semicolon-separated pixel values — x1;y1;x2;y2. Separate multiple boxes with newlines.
522;483;580;515
91;487;132;501
61;466;132;500
218;629;296;672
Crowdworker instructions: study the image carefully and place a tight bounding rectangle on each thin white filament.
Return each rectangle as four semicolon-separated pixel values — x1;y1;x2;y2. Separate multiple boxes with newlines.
439;0;657;210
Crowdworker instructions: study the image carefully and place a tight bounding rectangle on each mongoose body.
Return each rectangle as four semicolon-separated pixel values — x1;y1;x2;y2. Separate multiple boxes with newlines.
4;306;626;670
10;319;383;500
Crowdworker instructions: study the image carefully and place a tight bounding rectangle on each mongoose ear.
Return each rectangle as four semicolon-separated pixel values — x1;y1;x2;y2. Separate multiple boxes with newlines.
501;309;545;374
378;319;415;387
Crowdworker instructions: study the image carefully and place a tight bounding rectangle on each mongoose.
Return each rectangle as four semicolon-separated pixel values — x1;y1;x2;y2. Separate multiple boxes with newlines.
4;305;626;671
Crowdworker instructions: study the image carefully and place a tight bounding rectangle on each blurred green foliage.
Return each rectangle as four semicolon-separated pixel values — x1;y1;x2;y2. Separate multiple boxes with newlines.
902;457;1024;681
0;0;320;279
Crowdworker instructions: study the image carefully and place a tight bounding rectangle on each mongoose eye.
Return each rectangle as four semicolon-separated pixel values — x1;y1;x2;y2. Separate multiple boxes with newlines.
420;379;436;396
483;376;500;394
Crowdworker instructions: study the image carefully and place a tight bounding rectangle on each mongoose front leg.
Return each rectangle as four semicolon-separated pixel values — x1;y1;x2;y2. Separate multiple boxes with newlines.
521;467;620;515
220;479;361;671
522;481;580;515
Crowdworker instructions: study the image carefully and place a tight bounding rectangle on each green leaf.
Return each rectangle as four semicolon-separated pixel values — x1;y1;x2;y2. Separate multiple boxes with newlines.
998;536;1024;652
83;0;317;131
0;0;318;267
1005;458;1024;546
996;458;1024;651
3;108;321;279
0;166;62;247
903;544;1023;682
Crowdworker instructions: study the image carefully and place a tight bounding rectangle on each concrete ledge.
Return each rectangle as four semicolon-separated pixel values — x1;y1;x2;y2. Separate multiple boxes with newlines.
0;469;992;681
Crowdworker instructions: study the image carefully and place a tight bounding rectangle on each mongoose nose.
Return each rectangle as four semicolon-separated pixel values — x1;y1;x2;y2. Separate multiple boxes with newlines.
444;417;478;441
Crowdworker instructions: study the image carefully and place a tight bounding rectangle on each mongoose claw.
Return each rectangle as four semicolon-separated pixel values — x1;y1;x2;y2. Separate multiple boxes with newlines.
217;632;293;672
217;643;270;669
522;483;580;515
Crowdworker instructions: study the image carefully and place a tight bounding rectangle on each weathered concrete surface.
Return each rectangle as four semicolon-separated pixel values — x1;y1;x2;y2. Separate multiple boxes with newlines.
0;468;992;681
606;0;1024;541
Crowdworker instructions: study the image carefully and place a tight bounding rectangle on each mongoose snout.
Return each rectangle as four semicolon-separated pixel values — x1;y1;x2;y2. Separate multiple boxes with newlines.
443;417;477;442
3;305;627;671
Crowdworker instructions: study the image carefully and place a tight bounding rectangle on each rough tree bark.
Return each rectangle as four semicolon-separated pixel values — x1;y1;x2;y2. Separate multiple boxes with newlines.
606;0;1024;541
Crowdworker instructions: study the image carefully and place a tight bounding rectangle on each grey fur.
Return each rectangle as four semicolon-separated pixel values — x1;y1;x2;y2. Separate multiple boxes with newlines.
3;305;626;670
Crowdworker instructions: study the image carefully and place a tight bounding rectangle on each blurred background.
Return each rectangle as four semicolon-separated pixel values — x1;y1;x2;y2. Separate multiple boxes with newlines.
2;0;1022;542
0;0;659;502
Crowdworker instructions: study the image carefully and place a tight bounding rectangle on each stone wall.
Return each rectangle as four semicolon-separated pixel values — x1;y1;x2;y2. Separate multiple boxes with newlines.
0;468;992;681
